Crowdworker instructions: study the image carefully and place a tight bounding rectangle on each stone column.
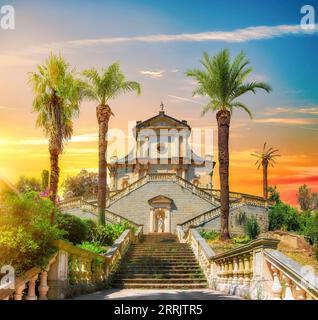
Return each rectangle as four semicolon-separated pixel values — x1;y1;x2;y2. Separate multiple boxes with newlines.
165;209;171;233
47;250;69;300
149;209;154;233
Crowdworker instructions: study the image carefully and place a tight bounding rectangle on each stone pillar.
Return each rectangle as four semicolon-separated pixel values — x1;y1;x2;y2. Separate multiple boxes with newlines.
47;250;70;300
182;168;187;180
165;209;171;233
149;209;154;233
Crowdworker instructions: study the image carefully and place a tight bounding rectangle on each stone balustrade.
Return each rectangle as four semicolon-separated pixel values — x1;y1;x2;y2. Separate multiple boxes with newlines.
2;226;143;300
263;249;318;300
1;254;58;300
209;189;268;208
177;228;318;300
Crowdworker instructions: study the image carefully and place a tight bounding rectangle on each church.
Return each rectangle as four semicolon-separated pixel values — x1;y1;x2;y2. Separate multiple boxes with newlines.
103;109;269;235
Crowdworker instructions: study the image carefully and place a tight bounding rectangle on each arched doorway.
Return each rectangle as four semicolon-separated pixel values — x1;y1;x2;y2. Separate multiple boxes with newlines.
148;195;173;234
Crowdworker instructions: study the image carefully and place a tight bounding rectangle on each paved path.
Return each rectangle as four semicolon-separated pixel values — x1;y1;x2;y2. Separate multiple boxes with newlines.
73;289;242;300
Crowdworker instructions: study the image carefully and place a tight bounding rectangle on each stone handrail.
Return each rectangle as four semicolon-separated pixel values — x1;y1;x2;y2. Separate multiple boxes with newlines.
59;195;97;211
177;229;318;300
107;173;216;207
210;189;267;208
177;227;215;286
263;249;318;300
2;227;143;300
178;199;243;230
175;175;215;204
1;253;58;300
61;198;141;229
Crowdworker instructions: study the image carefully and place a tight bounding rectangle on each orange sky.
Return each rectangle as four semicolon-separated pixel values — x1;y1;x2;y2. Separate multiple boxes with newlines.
0;2;317;206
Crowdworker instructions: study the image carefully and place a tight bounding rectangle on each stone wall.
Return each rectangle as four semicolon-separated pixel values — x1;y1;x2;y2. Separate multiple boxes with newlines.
198;204;268;236
107;180;216;233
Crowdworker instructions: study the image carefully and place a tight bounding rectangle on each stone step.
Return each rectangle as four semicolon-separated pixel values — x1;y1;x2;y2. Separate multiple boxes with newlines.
113;278;207;284
112;283;208;289
119;267;203;272
120;262;200;267
131;244;191;250
114;273;205;279
125;254;196;258
125;257;198;262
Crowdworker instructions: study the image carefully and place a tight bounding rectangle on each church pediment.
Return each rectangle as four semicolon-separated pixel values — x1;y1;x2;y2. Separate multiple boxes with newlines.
148;195;173;205
136;111;191;131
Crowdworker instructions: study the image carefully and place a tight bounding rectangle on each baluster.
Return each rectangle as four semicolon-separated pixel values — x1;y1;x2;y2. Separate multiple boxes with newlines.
232;257;239;285
271;266;282;300
283;276;294;300
243;254;251;285
238;256;244;285
78;258;84;284
87;259;92;283
26;275;38;300
38;271;49;300
14;284;25;300
228;258;233;284
294;286;307;300
223;260;229;284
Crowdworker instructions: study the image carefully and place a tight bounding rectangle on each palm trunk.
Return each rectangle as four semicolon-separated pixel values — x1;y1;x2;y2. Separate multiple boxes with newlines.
97;104;112;225
263;161;268;199
49;143;60;225
216;110;231;241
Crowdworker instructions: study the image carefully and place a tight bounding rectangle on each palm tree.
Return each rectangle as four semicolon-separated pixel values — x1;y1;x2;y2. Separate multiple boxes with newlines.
186;49;271;240
29;53;83;224
251;143;280;200
82;62;141;225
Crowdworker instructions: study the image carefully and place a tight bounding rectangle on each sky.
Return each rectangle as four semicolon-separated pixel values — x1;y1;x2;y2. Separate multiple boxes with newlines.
0;0;317;205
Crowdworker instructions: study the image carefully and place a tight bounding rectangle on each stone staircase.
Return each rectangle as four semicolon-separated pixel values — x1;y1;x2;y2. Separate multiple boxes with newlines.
112;233;207;289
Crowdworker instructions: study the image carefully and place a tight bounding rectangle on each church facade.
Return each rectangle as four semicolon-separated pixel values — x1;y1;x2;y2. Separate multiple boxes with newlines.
105;110;269;235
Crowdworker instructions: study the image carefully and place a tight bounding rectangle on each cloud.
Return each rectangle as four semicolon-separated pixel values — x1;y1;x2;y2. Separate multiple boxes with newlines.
61;24;318;47
140;70;165;78
0;133;98;146
270;175;318;185
170;69;179;73
260;106;318;116
0;105;12;110
168;95;201;105
2;23;317;66
0;54;38;66
254;118;318;125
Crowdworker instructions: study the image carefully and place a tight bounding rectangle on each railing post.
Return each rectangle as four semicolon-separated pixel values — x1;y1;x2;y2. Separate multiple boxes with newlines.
47;250;69;299
14;284;25;300
232;257;239;285
270;266;282;300
26;275;38;300
38;271;49;300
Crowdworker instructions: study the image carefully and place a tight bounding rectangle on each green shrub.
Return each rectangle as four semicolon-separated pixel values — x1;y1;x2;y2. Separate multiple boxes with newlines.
89;222;129;246
0;192;64;275
56;214;92;245
199;230;219;241
76;241;107;254
232;235;251;245
245;217;260;240
301;211;318;245
268;202;300;231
